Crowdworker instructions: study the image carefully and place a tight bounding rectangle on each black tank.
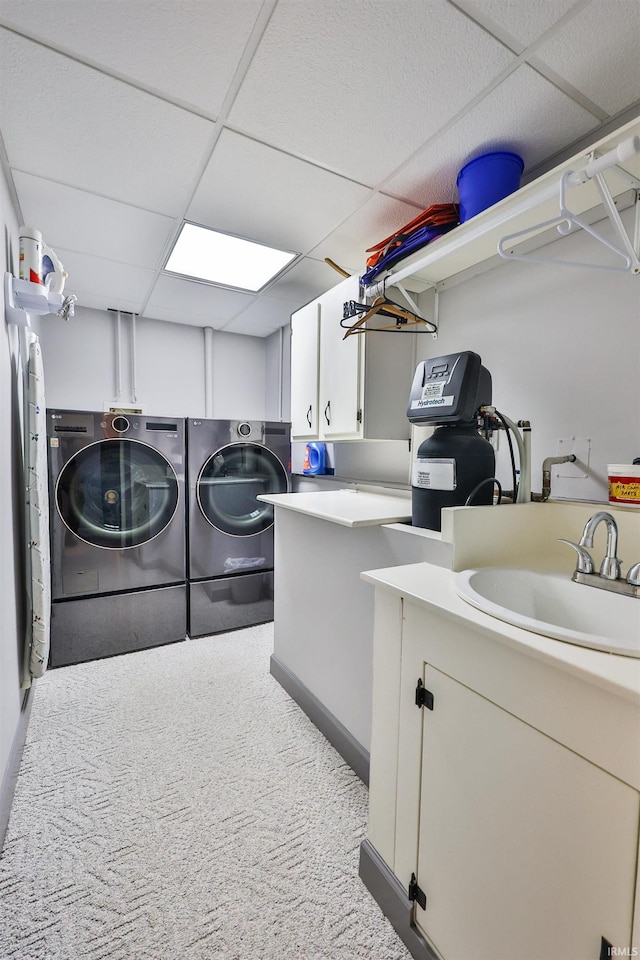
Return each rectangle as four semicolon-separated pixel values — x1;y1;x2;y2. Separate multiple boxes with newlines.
412;423;495;532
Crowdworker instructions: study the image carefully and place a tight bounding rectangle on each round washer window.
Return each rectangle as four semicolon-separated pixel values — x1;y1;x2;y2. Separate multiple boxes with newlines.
196;442;287;536
55;438;179;549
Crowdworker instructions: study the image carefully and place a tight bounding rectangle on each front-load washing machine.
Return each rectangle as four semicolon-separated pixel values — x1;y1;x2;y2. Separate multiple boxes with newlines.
47;410;187;666
187;419;290;637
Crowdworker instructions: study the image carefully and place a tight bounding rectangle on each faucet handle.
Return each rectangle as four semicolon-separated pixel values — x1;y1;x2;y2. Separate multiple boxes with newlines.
599;555;622;581
557;539;595;574
626;562;640;586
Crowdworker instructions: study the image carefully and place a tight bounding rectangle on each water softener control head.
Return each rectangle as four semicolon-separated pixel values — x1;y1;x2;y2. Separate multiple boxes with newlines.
407;350;492;426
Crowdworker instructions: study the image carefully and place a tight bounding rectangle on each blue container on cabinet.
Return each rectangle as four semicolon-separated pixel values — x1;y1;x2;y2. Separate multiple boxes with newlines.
303;442;326;475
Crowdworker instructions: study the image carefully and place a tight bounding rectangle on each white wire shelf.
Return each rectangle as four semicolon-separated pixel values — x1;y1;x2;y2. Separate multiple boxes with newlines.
363;116;640;295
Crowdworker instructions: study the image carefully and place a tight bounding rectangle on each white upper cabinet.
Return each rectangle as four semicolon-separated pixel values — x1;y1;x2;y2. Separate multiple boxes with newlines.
317;275;362;439
290;298;320;438
290;273;416;442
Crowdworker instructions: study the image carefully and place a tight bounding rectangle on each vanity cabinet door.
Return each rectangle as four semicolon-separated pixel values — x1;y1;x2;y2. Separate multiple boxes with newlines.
414;667;639;960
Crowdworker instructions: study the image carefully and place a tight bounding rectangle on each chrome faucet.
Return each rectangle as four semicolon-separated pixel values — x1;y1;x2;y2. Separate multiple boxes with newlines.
558;511;640;599
578;511;621;580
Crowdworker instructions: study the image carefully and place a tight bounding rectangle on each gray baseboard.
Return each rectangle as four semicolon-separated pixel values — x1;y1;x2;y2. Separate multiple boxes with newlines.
269;654;370;785
359;839;437;960
1;686;34;853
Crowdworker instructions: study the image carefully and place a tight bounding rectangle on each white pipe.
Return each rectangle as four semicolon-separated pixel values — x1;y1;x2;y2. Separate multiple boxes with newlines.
278;326;284;422
130;312;137;403
520;422;532;503
113;310;122;402
204;326;214;418
497;411;530;503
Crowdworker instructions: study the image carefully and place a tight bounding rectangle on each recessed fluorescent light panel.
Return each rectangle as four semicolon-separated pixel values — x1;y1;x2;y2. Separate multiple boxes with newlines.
164;222;297;292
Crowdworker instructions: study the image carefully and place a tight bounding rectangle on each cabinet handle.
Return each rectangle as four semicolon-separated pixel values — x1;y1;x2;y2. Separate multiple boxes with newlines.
306;405;312;428
324;400;331;426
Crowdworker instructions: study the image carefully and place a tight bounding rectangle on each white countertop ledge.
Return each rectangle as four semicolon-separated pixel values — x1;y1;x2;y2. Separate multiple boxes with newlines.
361;562;640;703
257;489;412;527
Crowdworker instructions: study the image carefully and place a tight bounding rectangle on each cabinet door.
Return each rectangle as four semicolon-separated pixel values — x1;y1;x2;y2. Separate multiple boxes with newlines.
414;667;639;960
318;275;362;439
290;299;320;439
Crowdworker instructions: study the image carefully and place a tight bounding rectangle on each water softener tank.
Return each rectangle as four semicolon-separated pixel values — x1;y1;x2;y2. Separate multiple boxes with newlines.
412;424;495;530
407;351;495;532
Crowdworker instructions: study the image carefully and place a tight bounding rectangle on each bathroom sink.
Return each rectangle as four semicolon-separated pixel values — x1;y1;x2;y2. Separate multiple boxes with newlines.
454;567;640;658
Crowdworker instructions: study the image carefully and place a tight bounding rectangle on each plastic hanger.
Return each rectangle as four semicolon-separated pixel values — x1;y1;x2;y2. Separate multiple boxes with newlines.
498;166;640;273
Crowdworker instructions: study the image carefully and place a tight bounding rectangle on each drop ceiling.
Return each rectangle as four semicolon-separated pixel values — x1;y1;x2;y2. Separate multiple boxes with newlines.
0;0;638;338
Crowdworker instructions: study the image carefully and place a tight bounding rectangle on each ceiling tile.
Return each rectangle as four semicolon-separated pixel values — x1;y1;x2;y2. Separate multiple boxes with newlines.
385;65;600;208
266;256;339;305
56;247;155;312
187;129;372;253
0;0;262;117
309;193;424;276
460;0;582;47
13;171;176;269
0;30;214;216
533;0;640;115
227;0;515;184
143;273;253;326
221;318;280;338
228;295;295;330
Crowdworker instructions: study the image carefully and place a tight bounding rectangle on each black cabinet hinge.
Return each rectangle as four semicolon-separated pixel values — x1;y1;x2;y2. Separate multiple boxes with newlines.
599;937;614;959
356;408;363;423
415;678;434;710
408;873;427;910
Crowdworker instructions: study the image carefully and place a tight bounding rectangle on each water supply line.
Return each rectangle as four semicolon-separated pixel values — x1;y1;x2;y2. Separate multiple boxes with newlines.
204;327;214;417
490;409;531;503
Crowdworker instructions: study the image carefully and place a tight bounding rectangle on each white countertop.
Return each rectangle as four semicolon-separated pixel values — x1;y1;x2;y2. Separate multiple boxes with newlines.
361;562;640;704
258;489;412;528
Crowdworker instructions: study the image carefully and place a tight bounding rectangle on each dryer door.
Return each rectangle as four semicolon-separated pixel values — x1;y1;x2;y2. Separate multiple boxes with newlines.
196;442;288;537
55;438;180;549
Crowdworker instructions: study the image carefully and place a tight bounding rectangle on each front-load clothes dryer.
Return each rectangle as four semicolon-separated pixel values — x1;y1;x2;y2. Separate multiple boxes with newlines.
187;419;290;637
47;410;187;666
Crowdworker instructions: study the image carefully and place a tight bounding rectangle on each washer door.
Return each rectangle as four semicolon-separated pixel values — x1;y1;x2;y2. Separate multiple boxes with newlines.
196;442;288;536
56;439;179;549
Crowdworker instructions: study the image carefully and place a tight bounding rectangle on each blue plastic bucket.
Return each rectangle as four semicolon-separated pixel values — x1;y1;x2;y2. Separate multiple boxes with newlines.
456;151;524;223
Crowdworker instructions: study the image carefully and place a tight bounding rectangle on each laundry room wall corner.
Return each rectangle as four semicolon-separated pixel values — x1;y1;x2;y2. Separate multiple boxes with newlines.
265;326;291;423
211;330;267;420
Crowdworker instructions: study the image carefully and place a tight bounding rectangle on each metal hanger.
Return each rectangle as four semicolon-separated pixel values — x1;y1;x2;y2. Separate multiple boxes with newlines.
341;296;436;338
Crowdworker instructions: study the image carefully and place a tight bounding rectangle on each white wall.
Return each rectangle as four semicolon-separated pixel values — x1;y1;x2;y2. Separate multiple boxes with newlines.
210;329;266;420
415;208;640;503
0;163;28;821
38;308;269;420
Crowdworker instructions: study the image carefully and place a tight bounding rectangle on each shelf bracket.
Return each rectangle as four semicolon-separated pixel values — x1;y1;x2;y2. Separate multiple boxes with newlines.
4;272;67;325
498;135;640;274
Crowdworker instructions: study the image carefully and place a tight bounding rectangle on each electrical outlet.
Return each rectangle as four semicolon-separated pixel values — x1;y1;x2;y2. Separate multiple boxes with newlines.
555;438;591;478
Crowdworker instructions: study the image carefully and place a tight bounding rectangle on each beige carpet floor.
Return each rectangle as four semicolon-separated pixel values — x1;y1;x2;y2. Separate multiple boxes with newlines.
0;623;411;960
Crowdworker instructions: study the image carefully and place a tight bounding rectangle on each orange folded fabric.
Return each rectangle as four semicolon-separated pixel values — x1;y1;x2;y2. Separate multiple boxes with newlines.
365;203;459;268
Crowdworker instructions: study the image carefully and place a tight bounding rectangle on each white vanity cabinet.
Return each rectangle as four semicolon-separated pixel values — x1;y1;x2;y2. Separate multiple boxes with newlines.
290;273;416;441
362;565;640;960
